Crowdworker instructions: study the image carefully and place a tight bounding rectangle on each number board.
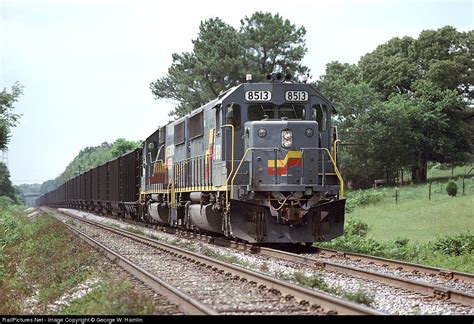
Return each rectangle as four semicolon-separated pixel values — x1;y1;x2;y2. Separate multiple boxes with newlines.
285;91;309;102
245;91;272;102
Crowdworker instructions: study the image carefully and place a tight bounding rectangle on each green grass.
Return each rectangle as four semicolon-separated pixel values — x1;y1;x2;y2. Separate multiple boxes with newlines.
0;206;165;315
293;272;375;307
61;276;158;315
347;177;474;243
319;165;474;273
350;194;473;243
427;164;473;182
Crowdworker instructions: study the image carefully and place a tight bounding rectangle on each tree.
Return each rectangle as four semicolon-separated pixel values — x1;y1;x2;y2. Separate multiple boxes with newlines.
240;12;309;79
403;80;471;182
316;62;389;187
316;62;381;130
0;162;19;203
359;26;473;102
359;36;418;98
150;12;309;118
44;138;141;191
111;138;141;158
318;26;473;185
151;18;243;117
0;82;23;150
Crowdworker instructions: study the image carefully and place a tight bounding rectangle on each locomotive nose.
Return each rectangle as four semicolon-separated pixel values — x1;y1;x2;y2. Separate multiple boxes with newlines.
245;120;318;188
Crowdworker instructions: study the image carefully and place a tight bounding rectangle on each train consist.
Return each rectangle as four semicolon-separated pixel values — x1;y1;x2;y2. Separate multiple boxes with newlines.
37;73;346;243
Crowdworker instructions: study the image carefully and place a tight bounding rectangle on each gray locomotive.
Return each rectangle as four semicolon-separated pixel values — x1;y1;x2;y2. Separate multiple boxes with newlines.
38;73;346;244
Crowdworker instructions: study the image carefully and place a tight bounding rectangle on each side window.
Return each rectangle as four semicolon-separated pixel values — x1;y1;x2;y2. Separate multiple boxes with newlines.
147;141;158;162
159;127;166;144
225;103;241;128
174;121;185;145
189;111;203;139
312;104;327;131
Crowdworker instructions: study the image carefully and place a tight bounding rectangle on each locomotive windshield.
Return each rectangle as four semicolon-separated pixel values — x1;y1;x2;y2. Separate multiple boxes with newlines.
248;104;306;121
279;104;305;120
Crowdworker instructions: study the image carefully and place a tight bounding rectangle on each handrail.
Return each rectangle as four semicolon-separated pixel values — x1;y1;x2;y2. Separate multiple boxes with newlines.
301;147;344;198
229;148;254;208
222;124;235;209
229;147;345;203
324;147;344;198
333;139;341;165
229;147;283;208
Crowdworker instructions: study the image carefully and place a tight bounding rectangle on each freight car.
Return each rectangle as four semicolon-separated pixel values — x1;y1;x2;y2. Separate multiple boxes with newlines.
37;73;346;244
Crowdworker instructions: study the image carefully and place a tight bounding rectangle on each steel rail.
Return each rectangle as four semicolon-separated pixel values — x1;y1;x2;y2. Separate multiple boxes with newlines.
315;247;474;285
258;247;474;307
48;207;473;308
61;222;218;315
61;213;383;315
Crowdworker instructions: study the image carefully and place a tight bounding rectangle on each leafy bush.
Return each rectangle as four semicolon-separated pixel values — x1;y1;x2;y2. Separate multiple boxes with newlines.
294;272;329;290
341;287;375;307
346;190;385;212
385;238;423;261
432;232;474;256
319;218;386;255
446;180;458;197
345;218;369;237
0;207;22;246
0;196;15;208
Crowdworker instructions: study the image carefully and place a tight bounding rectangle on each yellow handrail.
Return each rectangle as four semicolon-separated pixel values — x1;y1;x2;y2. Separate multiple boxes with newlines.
229;148;253;208
323;147;344;198
222;124;235;209
229;147;344;201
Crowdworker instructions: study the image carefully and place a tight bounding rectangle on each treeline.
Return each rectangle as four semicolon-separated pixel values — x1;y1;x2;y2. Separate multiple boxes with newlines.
35;138;141;195
316;26;473;187
16;138;141;202
0;83;23;204
152;12;473;188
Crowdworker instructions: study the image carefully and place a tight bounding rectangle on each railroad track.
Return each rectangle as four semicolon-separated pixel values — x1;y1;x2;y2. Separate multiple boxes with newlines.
314;247;474;285
53;210;382;315
173;229;474;309
254;246;474;307
48;207;474;314
62;220;217;315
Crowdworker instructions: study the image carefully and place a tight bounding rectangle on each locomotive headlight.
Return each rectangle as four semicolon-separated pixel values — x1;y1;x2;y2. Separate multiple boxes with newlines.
305;128;314;137
257;128;267;138
281;130;293;148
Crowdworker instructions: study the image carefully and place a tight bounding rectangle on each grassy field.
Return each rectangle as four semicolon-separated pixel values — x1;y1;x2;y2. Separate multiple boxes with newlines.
349;177;474;243
319;164;474;273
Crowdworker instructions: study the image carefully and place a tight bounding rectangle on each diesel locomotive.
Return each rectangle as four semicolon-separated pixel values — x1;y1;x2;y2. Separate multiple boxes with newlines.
37;73;346;244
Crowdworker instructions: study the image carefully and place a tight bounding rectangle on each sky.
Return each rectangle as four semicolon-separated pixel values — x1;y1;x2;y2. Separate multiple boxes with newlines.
1;0;472;184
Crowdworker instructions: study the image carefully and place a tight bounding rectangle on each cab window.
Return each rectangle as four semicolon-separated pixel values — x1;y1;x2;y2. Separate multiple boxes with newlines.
312;104;327;131
279;104;305;120
225;103;241;128
248;104;276;121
